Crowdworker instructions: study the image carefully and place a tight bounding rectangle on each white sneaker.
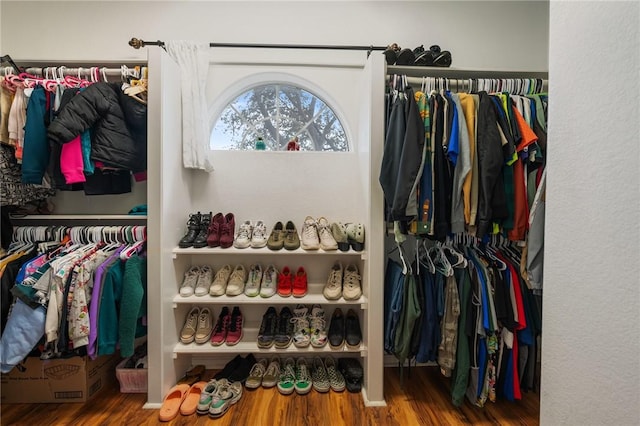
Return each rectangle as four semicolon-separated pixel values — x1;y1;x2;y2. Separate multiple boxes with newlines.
317;217;338;251
209;264;232;296
244;263;263;297
180;266;200;297
342;264;362;300
300;216;320;250
234;220;253;249
323;261;343;300
309;304;328;348
226;264;247;296
291;304;311;348
195;265;213;296
260;264;278;298
251;220;268;248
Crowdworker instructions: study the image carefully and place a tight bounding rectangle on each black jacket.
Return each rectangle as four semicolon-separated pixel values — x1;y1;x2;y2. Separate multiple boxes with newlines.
47;83;146;172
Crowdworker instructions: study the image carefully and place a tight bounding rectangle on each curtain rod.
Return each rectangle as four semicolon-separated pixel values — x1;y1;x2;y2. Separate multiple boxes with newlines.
129;38;387;55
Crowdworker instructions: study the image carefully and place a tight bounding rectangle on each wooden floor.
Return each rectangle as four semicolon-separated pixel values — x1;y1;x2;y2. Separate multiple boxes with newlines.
0;367;539;425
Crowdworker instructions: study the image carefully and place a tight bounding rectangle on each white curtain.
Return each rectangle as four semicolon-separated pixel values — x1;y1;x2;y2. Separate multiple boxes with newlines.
165;40;214;172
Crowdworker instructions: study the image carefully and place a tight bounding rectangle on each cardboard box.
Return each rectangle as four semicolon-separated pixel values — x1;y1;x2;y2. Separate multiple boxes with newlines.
0;354;119;403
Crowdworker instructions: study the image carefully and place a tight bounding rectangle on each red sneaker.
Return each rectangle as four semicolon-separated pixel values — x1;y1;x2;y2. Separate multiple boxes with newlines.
219;213;235;249
225;307;243;346
292;267;308;297
206;212;225;247
210;307;230;346
277;266;293;297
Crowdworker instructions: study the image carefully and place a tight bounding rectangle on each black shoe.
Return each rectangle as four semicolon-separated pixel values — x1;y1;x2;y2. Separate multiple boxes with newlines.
338;358;363;393
178;212;201;248
345;309;362;349
192;211;212;248
274;307;293;349
328;308;345;349
214;354;243;380
257;307;278;349
229;353;257;383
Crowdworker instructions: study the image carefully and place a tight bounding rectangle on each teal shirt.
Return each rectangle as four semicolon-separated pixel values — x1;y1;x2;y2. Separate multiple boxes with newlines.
97;259;124;355
119;254;147;357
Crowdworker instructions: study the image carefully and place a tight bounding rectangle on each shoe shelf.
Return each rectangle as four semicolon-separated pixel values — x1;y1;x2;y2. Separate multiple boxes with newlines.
172;246;367;259
172;341;367;358
172;293;367;309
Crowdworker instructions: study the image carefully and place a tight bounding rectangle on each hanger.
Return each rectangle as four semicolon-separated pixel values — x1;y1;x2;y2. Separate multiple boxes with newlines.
417;239;435;274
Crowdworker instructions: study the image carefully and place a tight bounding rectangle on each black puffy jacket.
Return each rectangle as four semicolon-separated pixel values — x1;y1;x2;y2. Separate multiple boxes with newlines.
47;83;146;172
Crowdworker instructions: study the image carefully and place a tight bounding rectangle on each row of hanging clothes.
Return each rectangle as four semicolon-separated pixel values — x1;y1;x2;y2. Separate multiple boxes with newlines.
0;62;149;207
0;225;147;373
384;235;541;407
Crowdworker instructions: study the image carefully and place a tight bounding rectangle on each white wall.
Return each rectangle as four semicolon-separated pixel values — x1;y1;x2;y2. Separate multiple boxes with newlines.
1;1;548;71
542;2;640;425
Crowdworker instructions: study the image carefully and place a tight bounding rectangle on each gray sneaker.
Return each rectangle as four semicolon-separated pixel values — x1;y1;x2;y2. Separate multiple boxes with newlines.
324;356;345;392
195;307;213;344
323;261;343;300
342;264;362;301
244;263;263;297
311;357;330;393
180;266;200;297
260;264;278;298
245;359;268;389
195;265;213;296
226;264;246;296
262;357;280;388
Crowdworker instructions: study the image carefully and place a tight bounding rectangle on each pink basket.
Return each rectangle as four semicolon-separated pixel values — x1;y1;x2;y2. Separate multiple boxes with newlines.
115;358;147;393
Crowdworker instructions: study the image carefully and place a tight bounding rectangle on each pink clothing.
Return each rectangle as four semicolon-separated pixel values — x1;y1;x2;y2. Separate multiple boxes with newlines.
60;136;86;184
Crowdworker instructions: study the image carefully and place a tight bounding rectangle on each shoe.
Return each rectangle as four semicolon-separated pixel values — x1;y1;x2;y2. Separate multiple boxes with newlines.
259;264;278;298
180;306;200;344
283;220;300;250
277;266;293;297
195;307;213;344
158;383;190;421
244;263;263;297
208;379;242;418
179;266;200;297
219;213;235;249
323;261;343;301
277;358;296;395
274;306;294;349
267;221;285;250
209;265;232;296
180;381;207;416
328;308;345;349
309;304;328;348
383;43;401;65
234;220;252;249
226;306;243;346
331;222;350;252
294;358;312;395
257;306;278;348
291;304;311;348
292;266;307;298
338;358;363;393
395;47;416;66
345;309;362;349
196;379;218;415
226;265;246;296
324;356;346;392
210;307;230;346
229;353;256;383
311;357;330;393
178;212;201;248
206;212;225;247
245;358;268;389
261;357;280;388
214;354;242;380
286;137;300;151
342;264;362;301
300;216;320;250
345;223;365;252
317;217;338;251
194;265;213;297
251;220;268;248
192;211;212;248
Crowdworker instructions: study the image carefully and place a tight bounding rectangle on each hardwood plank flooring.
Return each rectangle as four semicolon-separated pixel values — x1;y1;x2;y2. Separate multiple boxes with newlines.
0;367;539;425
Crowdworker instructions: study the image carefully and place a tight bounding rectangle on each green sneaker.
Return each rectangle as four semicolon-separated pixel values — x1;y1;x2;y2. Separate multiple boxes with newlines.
277;358;296;395
196;379;218;415
294;358;312;395
208;379;242;418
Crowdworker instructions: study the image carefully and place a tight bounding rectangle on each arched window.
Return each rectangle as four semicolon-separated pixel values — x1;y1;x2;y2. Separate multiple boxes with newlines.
210;83;349;151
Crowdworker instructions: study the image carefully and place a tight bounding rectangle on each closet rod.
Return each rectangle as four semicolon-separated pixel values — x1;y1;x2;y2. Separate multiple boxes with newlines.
0;67;139;77
129;37;387;55
402;76;548;92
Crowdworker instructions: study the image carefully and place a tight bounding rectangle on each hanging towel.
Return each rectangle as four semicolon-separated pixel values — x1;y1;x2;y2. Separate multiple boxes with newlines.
165;40;214;172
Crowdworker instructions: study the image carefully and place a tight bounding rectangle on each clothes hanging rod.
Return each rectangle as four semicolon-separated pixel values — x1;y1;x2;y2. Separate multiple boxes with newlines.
128;37;388;54
0;67;133;77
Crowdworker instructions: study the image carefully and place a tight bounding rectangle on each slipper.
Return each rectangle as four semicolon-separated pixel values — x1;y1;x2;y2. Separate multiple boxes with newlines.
180;381;207;416
159;383;190;422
